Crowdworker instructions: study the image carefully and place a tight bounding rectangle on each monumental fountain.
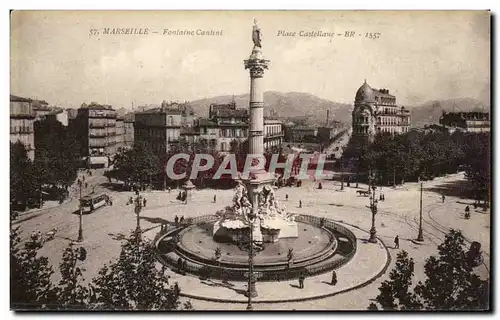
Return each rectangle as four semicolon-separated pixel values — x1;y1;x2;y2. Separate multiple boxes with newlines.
155;20;357;284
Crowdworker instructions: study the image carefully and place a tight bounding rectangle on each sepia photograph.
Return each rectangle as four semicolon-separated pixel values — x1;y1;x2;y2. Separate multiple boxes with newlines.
9;10;491;311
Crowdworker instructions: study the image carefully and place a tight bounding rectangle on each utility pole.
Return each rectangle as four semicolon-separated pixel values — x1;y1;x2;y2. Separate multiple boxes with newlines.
393;164;396;188
416;182;424;242
77;181;84;242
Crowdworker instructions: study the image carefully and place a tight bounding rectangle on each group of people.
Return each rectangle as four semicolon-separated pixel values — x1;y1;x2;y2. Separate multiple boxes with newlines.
174;215;186;225
126;194;146;208
176;191;188;204
379;192;386;201
297;270;338;289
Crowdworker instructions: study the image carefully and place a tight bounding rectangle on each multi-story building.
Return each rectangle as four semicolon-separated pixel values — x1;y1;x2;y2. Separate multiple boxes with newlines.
134;106;182;155
116;116;125;151
317;126;338;144
123;112;135;149
264;118;284;150
291;126;318;142
10;95;35;160
439;111;490;133
196;118;219;149
209;101;249;152
32;99;51;121
352;80;411;139
73;103;119;168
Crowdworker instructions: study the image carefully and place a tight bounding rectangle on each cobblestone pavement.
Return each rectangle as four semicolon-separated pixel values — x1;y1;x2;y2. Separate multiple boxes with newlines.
13;172;490;310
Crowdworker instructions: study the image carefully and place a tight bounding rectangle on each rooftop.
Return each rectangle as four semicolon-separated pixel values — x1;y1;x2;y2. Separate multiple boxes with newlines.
10;94;31;103
197;118;218;127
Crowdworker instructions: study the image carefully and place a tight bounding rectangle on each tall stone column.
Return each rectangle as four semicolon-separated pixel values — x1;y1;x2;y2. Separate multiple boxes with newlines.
245;47;269;156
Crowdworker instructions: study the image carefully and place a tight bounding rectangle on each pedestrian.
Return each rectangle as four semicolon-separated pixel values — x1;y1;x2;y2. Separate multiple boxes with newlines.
174;215;179;225
85;182;88;189
382;193;385;201
143;198;147;207
330;270;337;286
168;186;171;193
379;193;383;201
298;273;305;289
177;191;182;201
214;194;217;203
180;216;185;224
465;205;470;214
299;200;302;208
442;194;445;203
394;235;399;249
286;194;289;201
177;257;183;272
318;182;323;189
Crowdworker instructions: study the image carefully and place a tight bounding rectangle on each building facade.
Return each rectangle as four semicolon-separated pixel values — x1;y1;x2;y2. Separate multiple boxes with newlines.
439;111;490;133
291;126;318;142
74;103;120;168
116;116;125;151
134;107;182;155
352;80;411;139
10;95;36;160
32;99;51;121
209;101;249;152
264;118;284;150
123;112;135;149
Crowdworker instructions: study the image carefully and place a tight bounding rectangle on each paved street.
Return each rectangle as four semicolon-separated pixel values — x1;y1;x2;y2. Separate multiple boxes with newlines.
13;171;490;310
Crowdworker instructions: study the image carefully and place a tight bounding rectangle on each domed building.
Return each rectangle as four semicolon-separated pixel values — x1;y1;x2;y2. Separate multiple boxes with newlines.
352;80;411;140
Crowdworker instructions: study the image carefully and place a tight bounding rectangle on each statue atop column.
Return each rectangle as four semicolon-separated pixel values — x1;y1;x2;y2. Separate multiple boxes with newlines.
252;19;262;48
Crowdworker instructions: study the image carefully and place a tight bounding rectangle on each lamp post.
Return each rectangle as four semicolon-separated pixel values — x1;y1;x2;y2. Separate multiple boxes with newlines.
416;182;424;242
368;180;378;243
134;194;143;235
77;180;84;243
246;211;258;311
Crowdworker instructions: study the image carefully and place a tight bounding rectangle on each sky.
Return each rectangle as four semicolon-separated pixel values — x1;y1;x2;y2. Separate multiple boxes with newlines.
10;10;490;109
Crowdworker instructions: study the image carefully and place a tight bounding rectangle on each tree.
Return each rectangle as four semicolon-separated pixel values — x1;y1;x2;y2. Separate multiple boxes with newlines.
109;144;160;189
34;118;81;197
373;251;422;310
370;230;489;310
10;142;43;210
414;230;489;310
10;226;58;309
56;246;90;310
89;232;191;310
461;132;490;204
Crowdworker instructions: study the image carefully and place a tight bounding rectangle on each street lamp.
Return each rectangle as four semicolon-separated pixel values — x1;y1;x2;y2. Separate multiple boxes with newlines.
77;180;84;243
134;194;143;235
368;182;378;243
416;182;424;242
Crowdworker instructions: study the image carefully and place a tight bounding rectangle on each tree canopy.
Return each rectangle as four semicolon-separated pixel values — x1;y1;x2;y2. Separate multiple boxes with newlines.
369;230;489;311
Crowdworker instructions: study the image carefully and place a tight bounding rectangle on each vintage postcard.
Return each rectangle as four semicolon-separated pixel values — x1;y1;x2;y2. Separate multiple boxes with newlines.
10;10;490;311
